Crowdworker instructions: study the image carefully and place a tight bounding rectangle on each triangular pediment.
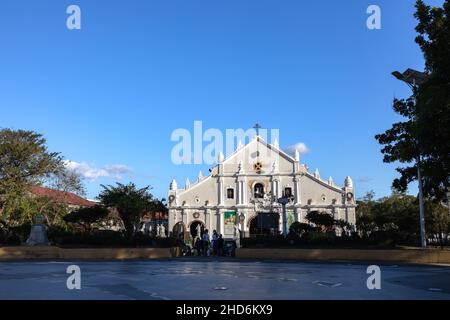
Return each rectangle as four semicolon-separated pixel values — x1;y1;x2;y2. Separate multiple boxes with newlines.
223;136;295;166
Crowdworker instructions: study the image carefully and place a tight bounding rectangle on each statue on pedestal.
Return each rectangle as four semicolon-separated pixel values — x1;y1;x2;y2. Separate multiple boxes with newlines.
196;224;202;238
157;224;166;238
26;214;50;246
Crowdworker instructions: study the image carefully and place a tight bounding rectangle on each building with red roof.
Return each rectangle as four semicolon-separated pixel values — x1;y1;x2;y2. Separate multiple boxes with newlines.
29;186;97;208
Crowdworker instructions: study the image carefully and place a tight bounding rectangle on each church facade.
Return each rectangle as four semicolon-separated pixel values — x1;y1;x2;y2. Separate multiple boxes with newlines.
168;136;356;240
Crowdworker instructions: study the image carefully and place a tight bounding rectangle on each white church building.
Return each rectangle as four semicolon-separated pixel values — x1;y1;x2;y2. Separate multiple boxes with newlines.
168;135;356;240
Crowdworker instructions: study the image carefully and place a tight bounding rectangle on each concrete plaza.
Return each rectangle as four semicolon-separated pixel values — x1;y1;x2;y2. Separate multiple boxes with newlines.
0;259;449;300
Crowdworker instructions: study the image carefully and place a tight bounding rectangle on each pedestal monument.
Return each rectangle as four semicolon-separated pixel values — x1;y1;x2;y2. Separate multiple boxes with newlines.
26;213;50;246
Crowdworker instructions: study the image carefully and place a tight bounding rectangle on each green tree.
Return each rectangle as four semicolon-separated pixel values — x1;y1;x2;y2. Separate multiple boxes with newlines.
305;211;335;232
0;129;61;193
0;129;84;228
46;167;85;198
97;183;156;237
425;200;450;247
289;222;312;238
356;191;378;237
64;205;109;233
0;129;77;229
379;194;419;241
375;0;450;201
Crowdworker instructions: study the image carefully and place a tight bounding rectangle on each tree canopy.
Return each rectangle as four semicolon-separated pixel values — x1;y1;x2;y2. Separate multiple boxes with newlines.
375;0;450;202
0;129;61;193
97;182;160;237
305;211;335;232
0;128;84;227
64;205;109;232
356;191;450;246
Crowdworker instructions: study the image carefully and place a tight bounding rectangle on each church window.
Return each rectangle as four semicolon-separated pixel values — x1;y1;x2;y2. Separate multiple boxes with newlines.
254;183;264;198
284;187;292;198
227;188;234;199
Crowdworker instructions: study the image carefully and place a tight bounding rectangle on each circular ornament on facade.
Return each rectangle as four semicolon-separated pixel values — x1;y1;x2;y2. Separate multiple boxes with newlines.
253;162;263;173
168;195;175;203
193;212;200;219
347;192;354;201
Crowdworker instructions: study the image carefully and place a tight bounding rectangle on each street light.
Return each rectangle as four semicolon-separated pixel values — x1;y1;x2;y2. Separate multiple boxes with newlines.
392;68;428;248
392;69;428;88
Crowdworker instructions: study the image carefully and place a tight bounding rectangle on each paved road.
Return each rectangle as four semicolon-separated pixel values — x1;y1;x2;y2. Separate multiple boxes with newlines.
0;259;449;300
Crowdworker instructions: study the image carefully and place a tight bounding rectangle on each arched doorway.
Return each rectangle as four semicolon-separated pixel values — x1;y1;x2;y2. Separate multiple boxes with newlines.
249;213;280;237
189;220;205;239
172;222;185;239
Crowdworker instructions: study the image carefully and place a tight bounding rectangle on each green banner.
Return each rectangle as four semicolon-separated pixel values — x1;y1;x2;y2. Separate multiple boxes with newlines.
224;211;236;236
286;210;295;230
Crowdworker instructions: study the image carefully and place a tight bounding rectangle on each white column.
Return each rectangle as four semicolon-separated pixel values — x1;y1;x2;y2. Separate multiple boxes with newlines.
294;177;301;205
295;208;301;222
236;180;240;205
271;179;275;197
218;210;224;235
275;179;280;198
182;209;188;226
218;178;224;206
243;212;248;235
205;208;210;231
243;179;248;204
237;180;243;205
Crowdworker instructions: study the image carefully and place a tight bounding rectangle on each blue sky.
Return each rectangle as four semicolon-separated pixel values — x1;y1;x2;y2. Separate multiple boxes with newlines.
0;0;443;200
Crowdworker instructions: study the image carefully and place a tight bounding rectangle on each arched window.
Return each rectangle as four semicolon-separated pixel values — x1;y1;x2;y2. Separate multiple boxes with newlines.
284;187;293;198
254;183;264;199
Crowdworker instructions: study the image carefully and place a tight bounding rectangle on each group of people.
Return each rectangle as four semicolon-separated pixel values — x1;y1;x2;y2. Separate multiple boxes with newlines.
194;229;225;257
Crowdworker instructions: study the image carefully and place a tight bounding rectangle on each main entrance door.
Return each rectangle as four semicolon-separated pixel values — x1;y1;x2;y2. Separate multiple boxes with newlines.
249;213;280;237
189;221;205;239
172;222;185;240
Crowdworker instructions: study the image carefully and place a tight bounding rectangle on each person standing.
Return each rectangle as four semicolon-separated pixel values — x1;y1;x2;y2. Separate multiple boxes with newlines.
194;236;202;256
218;234;224;257
202;229;210;256
212;230;219;256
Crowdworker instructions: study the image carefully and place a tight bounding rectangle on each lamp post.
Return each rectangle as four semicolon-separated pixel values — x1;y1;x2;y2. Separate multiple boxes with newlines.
392;68;428;248
277;195;294;237
278;197;289;236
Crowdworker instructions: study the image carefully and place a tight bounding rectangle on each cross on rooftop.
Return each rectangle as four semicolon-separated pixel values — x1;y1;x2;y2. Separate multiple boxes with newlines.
253;123;262;136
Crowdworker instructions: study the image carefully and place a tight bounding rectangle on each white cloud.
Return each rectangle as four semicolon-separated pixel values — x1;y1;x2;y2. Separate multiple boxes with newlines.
284;142;310;156
64;160;133;181
358;176;373;183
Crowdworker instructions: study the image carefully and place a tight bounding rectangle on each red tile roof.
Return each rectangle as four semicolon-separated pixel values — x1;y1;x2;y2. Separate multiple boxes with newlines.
30;186;97;207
